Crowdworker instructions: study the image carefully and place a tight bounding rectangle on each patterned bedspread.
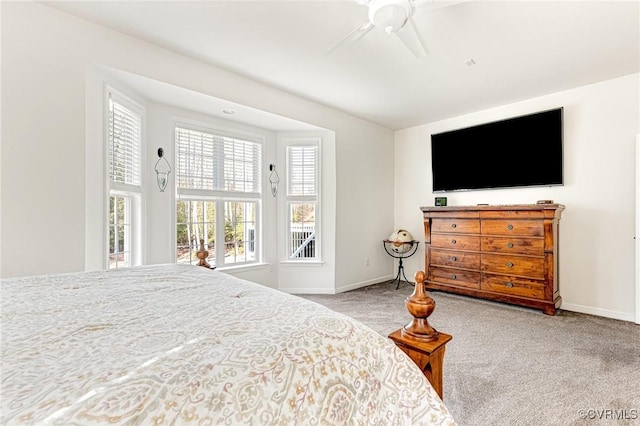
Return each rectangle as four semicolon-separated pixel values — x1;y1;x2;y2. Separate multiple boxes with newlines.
1;264;455;425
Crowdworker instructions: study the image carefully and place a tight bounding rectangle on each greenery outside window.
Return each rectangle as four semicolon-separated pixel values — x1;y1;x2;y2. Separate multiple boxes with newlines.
176;200;215;265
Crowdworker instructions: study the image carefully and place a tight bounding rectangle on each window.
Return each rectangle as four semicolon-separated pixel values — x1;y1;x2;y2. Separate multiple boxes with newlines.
286;142;319;261
176;200;215;265
109;195;132;268
175;125;261;267
107;90;143;269
224;201;257;264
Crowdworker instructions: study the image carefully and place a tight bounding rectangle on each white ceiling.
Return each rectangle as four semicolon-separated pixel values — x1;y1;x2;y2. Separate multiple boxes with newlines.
45;0;640;130
99;66;324;132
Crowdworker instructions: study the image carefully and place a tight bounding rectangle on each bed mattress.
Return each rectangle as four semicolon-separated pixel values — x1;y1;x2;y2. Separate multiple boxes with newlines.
1;264;455;425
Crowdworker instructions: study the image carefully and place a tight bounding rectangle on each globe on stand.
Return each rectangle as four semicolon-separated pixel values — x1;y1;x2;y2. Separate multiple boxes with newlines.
383;229;419;289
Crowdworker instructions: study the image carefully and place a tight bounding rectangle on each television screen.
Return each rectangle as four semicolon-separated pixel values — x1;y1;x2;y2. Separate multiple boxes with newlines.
430;108;563;192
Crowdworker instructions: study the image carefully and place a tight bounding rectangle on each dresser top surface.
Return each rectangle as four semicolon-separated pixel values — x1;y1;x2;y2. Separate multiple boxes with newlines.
420;203;564;213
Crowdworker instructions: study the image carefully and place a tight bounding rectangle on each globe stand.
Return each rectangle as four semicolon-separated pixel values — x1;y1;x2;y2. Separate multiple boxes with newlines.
383;240;419;289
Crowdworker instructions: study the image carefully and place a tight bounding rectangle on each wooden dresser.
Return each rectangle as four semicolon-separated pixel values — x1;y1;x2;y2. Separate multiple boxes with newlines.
420;204;564;315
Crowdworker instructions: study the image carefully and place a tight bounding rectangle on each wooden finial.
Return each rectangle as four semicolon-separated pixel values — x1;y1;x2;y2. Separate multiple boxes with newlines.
401;270;439;342
196;239;211;268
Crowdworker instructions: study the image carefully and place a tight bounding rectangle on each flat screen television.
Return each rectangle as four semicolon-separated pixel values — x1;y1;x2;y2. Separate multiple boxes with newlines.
431;108;563;192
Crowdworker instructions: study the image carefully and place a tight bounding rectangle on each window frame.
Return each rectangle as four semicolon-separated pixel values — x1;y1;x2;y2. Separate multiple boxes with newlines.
284;138;321;263
174;122;263;269
105;87;145;269
108;191;142;269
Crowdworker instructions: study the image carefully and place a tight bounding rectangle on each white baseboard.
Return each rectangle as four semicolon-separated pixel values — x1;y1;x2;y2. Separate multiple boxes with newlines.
560;302;636;323
284;283;637;323
281;287;336;295
335;275;394;294
283;275;394;295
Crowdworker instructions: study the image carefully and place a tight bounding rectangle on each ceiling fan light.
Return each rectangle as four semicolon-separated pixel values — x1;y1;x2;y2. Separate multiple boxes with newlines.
369;0;412;34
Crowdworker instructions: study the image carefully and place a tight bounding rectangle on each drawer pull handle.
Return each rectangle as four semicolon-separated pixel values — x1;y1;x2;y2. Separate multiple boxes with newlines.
450;256;457;261
507;262;514;268
451;274;457;280
451;223;457;228
506;282;514;288
507;242;514;248
507;224;514;230
451;239;457;245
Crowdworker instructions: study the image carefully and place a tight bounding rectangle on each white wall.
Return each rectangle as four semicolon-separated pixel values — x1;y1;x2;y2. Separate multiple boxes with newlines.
395;73;640;321
0;2;395;293
333;121;397;293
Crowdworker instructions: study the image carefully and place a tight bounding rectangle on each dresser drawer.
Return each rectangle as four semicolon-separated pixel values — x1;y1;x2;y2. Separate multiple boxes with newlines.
481;219;544;237
429;267;480;289
431;234;480;251
481;274;545;299
432;219;480;234
481;253;544;278
481;236;544;256
428;211;479;219
431;249;480;269
479;210;544;219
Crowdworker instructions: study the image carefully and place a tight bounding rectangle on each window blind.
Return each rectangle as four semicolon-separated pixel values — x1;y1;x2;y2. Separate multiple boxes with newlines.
108;97;141;186
287;146;317;196
175;127;261;193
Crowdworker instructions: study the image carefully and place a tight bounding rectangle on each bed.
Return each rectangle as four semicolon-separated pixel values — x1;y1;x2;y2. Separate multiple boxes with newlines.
1;264;455;425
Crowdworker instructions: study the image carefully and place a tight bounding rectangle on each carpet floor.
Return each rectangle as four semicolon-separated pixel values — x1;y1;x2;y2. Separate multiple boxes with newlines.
301;281;640;426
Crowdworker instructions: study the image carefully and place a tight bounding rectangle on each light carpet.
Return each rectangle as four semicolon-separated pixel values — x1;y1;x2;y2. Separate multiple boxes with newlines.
301;281;640;426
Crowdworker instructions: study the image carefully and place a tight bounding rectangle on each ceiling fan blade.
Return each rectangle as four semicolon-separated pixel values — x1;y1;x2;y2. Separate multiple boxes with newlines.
395;17;428;58
412;0;473;11
326;22;374;55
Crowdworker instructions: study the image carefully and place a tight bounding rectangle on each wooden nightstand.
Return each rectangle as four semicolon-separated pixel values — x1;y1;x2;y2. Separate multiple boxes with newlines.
388;329;452;400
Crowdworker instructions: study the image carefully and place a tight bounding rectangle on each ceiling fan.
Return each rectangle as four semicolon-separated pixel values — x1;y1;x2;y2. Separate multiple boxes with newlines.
327;0;465;58
327;0;427;58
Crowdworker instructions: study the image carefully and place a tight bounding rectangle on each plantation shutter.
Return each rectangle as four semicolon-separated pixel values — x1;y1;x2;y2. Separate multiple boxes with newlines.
287;146;317;196
175;127;261;194
108;96;141;186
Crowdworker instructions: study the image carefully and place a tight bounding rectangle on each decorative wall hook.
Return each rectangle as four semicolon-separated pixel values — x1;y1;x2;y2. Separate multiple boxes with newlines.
154;147;171;192
268;163;279;197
